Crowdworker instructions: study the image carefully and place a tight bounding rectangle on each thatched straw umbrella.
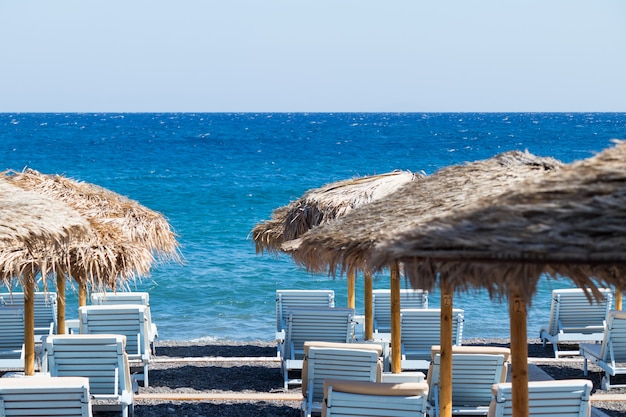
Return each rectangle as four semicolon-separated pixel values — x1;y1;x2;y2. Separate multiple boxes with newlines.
369;141;626;417
348;143;626;417
253;170;420;339
253;170;420;254
283;151;561;417
4;169;180;333
0;180;91;375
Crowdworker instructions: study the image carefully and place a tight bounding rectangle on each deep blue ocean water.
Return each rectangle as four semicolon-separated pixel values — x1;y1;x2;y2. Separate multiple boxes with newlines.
1;112;625;342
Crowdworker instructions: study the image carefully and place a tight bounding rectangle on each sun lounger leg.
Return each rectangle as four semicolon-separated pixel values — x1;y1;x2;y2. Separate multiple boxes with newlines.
144;363;149;387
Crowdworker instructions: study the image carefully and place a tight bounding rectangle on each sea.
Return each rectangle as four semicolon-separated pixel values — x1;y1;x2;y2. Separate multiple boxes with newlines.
1;112;625;342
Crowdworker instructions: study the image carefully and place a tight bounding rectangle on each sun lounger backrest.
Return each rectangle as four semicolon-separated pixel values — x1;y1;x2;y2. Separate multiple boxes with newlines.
373;289;428;333
488;379;592;417
323;378;429;417
284;307;354;360
546;288;612;335
90;291;157;344
91;291;150;306
0;307;24;355
304;347;380;405
0;307;23;348
302;341;383;396
0;376;92;417
0;292;57;334
429;353;505;409
0;307;24;369
429;345;511;382
597;310;626;361
43;334;131;398
401;308;464;360
276;290;335;332
79;305;150;360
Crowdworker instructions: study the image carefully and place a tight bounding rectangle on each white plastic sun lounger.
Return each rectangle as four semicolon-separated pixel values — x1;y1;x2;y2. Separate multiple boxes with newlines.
372;288;428;334
0;376;93;417
427;352;507;416
301;342;382;417
580;309;626;390
275;290;335;343
42;334;134;417
0;307;25;370
90;291;158;354
281;307;355;389
79;304;151;387
0;291;57;336
539;288;613;358
323;378;429;417
487;379;592;417
400;308;464;370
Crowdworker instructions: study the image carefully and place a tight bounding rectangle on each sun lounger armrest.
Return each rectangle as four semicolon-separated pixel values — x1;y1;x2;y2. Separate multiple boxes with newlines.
276;330;285;342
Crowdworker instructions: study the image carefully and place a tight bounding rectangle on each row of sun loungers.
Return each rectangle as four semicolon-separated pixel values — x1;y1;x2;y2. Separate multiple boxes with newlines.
279;304;464;388
276;285;626;414
279;288;618;360
0;290;157;416
275;288;429;338
301;342;593;417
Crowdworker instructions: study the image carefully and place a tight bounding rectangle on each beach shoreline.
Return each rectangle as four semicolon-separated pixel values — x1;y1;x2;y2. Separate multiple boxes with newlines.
120;337;626;417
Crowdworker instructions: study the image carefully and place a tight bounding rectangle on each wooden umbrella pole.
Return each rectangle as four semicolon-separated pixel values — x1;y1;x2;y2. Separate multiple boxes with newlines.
616;289;623;311
56;274;66;334
347;268;356;309
509;291;529;417
24;270;36;376
78;281;87;307
364;271;373;341
390;261;402;373
439;282;454;417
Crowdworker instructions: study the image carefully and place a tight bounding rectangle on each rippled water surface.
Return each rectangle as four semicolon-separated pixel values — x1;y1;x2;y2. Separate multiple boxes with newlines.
1;112;623;341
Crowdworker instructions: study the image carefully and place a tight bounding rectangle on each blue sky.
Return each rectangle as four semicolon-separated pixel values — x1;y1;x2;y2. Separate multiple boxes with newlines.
1;1;624;112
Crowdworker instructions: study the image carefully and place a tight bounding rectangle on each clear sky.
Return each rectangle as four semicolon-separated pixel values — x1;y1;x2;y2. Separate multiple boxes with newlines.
1;1;625;112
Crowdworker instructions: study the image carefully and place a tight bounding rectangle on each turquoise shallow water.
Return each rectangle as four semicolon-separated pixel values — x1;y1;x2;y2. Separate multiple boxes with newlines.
1;112;624;341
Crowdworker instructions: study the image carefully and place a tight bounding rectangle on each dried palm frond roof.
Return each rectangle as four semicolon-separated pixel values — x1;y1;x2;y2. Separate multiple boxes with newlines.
283;150;562;276
0;180;89;249
252;170;420;254
3;169;179;290
65;221;154;289
5;169;180;262
371;140;626;302
0;180;91;286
